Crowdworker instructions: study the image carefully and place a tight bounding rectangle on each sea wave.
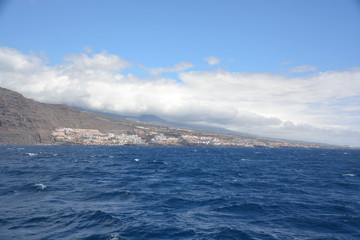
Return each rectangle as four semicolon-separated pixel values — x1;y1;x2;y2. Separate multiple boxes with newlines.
0;146;359;240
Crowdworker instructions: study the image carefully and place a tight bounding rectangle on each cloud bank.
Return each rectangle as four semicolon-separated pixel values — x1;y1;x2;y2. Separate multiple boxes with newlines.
0;47;359;146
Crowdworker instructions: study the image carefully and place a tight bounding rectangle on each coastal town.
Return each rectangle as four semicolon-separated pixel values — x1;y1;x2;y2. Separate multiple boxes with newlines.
51;126;326;148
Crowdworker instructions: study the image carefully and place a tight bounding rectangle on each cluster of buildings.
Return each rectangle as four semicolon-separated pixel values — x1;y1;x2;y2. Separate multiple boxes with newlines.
151;133;179;145
51;128;235;146
181;134;230;146
51;128;144;145
180;135;299;147
51;127;324;148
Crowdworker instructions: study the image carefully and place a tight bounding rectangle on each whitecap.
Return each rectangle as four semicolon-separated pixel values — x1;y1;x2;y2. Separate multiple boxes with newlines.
110;233;120;240
34;183;46;190
26;153;38;156
134;158;140;162
152;160;168;165
343;173;356;177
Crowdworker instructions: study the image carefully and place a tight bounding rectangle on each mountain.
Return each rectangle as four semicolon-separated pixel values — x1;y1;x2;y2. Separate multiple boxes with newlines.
0;87;136;144
100;113;247;136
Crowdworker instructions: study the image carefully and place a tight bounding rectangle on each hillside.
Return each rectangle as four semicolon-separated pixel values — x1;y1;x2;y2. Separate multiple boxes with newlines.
0;87;135;144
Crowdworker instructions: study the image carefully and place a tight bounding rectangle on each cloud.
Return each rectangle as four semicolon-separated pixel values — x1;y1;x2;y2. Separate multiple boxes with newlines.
0;47;43;71
204;56;221;66
289;65;318;73
149;61;194;75
0;47;359;146
83;46;93;53
63;51;132;71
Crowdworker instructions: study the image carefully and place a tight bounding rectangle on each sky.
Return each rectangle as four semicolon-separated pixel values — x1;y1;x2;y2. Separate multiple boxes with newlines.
0;0;360;146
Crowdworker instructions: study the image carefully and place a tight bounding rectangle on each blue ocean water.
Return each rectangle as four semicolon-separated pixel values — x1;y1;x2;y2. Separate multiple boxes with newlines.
0;146;359;240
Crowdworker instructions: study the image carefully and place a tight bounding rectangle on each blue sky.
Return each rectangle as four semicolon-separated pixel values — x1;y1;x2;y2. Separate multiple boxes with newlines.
1;0;359;72
0;0;360;146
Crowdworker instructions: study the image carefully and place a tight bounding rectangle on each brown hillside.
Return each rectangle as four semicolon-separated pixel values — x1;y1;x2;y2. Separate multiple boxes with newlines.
0;87;134;144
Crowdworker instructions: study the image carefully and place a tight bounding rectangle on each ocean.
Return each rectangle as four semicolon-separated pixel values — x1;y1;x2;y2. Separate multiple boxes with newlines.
0;146;359;240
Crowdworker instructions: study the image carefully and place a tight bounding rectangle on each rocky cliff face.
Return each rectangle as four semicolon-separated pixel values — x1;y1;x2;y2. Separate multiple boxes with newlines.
0;87;133;145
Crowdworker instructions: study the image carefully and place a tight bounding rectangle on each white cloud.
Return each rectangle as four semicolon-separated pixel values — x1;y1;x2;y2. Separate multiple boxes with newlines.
63;51;132;71
149;61;194;75
289;65;318;73
204;56;221;66
0;47;43;71
1;47;359;146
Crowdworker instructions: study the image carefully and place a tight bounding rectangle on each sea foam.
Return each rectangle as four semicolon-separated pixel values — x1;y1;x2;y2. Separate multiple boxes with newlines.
34;183;46;190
